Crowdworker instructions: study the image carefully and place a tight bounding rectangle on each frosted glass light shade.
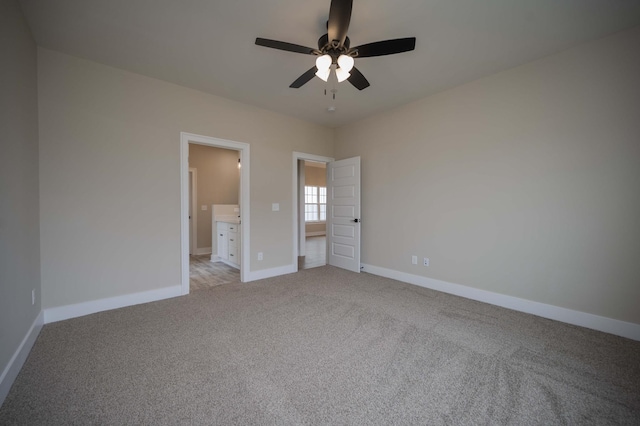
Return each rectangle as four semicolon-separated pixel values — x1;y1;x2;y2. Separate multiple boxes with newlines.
315;68;330;82
335;67;351;82
315;54;332;71
337;54;354;72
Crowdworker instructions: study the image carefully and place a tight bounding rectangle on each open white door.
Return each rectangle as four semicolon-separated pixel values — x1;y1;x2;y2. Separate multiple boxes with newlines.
327;156;361;272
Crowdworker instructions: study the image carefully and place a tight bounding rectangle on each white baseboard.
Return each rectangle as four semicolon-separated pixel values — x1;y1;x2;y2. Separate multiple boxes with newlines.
306;231;326;237
361;263;640;341
210;254;220;262
0;310;44;406
219;259;240;270
245;264;296;282
194;247;212;255
43;285;183;324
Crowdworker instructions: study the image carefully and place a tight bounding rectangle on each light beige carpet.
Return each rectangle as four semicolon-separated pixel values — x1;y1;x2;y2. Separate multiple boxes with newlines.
1;266;639;425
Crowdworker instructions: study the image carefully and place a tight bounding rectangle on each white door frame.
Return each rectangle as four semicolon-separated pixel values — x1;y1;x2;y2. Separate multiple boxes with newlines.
181;132;250;294
297;161;306;257
188;168;198;254
292;151;334;271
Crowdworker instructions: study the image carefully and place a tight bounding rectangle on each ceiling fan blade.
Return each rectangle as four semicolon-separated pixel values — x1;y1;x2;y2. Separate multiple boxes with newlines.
327;0;352;47
290;67;318;88
353;37;416;58
255;38;317;55
347;66;370;90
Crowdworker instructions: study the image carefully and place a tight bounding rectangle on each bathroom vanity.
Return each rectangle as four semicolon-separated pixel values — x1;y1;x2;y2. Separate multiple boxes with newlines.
211;204;241;269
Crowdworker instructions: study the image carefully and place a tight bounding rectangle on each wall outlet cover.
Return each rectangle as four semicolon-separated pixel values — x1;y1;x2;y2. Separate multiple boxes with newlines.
272;203;280;211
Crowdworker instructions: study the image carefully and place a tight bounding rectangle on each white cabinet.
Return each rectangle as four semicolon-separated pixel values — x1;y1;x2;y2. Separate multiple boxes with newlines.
215;221;240;269
218;223;228;260
227;223;239;266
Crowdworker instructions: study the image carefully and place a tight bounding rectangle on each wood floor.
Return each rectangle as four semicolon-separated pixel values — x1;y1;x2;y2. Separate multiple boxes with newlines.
191;235;325;291
189;254;239;291
298;236;326;270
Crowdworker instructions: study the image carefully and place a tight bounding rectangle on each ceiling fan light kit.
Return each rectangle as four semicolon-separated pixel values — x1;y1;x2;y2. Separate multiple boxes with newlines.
335;67;351;83
255;0;416;91
315;67;331;82
315;54;332;71
337;54;354;72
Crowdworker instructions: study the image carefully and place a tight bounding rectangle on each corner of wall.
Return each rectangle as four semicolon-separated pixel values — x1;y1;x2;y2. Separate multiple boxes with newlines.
0;311;44;406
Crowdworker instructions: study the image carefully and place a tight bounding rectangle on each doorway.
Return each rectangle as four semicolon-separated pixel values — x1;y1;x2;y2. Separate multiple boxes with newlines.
180;133;250;295
299;160;328;269
292;152;334;271
188;145;241;290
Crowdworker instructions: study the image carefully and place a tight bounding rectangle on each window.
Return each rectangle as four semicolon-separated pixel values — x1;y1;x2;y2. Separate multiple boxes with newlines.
305;186;326;222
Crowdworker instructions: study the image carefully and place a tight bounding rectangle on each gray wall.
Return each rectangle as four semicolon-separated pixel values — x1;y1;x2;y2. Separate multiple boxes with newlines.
2;5;639;393
0;0;41;382
37;48;334;309
336;26;640;325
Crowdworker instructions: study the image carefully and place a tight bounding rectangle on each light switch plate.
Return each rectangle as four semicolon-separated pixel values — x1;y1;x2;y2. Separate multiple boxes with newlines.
272;203;280;211
201;205;207;211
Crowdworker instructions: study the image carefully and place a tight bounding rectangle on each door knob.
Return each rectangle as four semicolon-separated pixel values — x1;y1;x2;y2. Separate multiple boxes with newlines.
352;218;360;223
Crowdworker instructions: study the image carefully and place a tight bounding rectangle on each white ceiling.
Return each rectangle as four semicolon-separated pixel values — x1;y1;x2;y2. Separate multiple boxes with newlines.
19;0;640;128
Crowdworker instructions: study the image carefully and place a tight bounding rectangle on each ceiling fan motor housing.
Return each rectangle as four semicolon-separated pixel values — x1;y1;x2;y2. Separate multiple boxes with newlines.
318;34;352;62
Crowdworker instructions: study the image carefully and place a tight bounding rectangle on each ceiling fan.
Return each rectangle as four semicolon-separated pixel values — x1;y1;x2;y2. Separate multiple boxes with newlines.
255;0;416;90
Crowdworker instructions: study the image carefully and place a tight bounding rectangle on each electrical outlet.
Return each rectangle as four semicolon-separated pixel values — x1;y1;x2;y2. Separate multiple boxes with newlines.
423;258;430;267
31;289;35;305
411;255;417;265
258;252;263;261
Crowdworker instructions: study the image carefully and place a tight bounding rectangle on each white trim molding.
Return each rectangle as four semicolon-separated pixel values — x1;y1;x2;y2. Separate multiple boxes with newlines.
305;231;326;237
43;286;182;324
244;264;296;282
361;263;640;341
194;247;212;255
188;168;198;254
0;311;44;405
